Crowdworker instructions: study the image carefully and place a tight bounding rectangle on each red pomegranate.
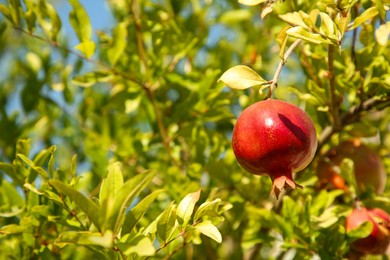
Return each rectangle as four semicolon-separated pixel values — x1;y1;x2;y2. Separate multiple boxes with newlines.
346;207;390;255
232;99;317;198
317;139;386;194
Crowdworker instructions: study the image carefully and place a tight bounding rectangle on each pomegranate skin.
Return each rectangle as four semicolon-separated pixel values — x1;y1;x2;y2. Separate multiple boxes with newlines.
317;139;386;194
346;207;390;255
232;99;317;197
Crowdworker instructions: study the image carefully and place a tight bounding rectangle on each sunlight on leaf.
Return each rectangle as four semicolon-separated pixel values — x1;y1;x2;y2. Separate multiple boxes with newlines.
75;40;96;59
238;0;267;6
375;22;390;46
218;65;267;90
177;190;201;226
157;202;177;242
349;7;379;30
195;221;222;243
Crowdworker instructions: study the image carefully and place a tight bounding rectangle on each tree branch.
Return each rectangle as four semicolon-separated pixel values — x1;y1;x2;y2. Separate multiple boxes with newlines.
318;95;390;151
130;0;149;75
144;88;183;171
13;26;145;89
327;44;341;130
266;39;302;99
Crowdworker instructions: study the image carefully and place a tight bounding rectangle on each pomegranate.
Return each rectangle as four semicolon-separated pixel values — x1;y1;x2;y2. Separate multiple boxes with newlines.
317;139;386;194
232;99;317;198
346;207;390;255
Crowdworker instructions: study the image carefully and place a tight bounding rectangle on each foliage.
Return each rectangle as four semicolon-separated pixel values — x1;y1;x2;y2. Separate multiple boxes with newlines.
0;0;389;259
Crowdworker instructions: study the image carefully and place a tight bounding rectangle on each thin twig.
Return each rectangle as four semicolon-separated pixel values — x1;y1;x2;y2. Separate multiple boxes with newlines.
266;39;302;99
350;5;359;67
59;195;88;230
163;242;187;260
144;89;183;171
156;230;186;252
327;44;341;130
128;3;183;171
130;0;149;75
13;26;145;88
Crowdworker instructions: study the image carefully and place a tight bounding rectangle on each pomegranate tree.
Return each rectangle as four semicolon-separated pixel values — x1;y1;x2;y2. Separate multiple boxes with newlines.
346;207;390;255
317;139;386;194
232;99;317;198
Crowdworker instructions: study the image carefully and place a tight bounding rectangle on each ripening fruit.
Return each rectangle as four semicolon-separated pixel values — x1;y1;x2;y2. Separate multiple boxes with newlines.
232;99;317;198
346;207;390;255
317;139;386;194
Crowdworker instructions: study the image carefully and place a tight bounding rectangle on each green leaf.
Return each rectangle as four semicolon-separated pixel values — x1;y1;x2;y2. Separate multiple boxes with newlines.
23;183;44;195
238;0;267;6
107;21;128;66
375;0;386;21
310;189;344;216
218;65;267;90
33;145;56;167
68;0;92;42
276;26;291;60
281;195;299;224
17;153;34;166
100;170;156;233
335;12;351;37
117;234;155;256
16;139;31;156
286;26;334;44
0;180;24;217
260;5;273;19
9;0;22;26
36;1;62;41
69;0;95;58
0;224;27;235
31;205;51;218
55;230;113;248
279;11;311;29
44;2;62;41
99;162;124;204
122;189;164;235
0;162;18;183
194;198;221;223
157;201;177;242
42;189;64;206
0;4;13;23
48;147;56;178
219;10;252;24
75;40;96;59
340;158;358;194
195;221;222;243
17;153;49;179
319;12;339;43
177;190;201;226
70;155;77;177
49;180;101;230
72;71;113;87
375;22;390;46
347;221;373;241
349;7;379;30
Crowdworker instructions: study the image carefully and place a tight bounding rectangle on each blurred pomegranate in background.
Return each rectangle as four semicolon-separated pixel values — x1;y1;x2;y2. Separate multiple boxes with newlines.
317;139;386;194
346;207;390;255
